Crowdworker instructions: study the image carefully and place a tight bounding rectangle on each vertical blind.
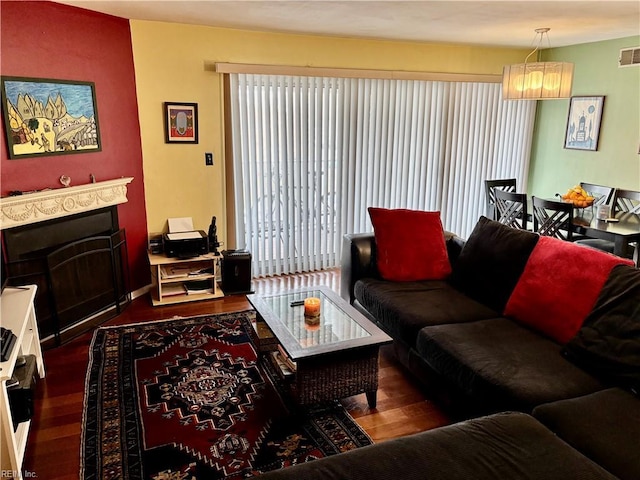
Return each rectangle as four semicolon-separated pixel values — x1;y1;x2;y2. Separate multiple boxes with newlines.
229;74;536;277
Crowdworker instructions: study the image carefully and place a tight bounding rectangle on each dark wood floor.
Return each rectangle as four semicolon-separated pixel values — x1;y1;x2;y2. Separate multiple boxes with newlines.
22;268;449;479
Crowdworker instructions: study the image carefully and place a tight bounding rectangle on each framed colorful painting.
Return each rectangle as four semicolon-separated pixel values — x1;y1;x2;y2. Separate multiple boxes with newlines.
564;96;605;151
164;102;198;143
1;76;101;159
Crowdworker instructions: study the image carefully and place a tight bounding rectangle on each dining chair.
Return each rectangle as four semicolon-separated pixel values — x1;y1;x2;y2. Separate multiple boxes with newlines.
532;196;574;241
611;188;639;263
484;178;517;221
494;189;529;230
612;188;640;214
579;182;615;207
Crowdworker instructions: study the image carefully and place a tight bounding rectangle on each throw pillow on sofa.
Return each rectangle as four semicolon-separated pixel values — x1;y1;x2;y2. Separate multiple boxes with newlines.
563;264;640;394
449;216;539;312
504;236;634;344
367;207;451;282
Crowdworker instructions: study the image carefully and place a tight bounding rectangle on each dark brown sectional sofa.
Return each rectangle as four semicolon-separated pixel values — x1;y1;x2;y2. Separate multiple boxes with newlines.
260;411;619;480
261;216;640;480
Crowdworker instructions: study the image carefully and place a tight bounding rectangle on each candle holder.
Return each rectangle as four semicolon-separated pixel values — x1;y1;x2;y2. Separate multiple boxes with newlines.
304;320;320;331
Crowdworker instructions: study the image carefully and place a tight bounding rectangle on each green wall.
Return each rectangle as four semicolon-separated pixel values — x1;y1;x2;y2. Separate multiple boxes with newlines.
529;36;640;197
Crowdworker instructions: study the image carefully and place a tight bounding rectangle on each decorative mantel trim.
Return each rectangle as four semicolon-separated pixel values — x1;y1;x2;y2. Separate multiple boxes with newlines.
0;177;134;230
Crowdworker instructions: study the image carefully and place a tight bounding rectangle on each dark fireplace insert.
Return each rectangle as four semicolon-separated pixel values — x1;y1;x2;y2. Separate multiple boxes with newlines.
2;206;130;348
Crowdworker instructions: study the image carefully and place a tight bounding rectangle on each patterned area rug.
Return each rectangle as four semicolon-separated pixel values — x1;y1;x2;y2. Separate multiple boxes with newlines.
81;311;372;480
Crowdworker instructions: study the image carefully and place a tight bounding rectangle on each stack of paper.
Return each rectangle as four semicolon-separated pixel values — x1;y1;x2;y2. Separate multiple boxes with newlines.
183;280;213;295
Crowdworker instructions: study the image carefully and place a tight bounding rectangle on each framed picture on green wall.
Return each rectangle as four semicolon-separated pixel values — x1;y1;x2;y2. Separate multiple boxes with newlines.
1;76;101;159
564;96;605;151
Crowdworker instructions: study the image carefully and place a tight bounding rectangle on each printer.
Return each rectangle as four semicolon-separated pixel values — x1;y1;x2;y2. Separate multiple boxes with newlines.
163;230;209;258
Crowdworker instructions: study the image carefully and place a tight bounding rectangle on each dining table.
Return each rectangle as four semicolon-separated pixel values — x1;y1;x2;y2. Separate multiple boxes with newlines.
572;208;640;260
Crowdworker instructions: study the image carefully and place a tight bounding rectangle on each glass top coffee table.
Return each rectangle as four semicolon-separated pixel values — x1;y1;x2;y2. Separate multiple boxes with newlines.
247;286;392;407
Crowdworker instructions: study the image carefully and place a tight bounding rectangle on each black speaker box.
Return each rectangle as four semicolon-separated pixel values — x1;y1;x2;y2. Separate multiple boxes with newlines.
8;354;37;429
221;250;252;294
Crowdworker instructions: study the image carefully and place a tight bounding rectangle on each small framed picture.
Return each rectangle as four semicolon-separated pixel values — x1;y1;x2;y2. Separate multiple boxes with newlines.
164;102;198;143
564;96;605;151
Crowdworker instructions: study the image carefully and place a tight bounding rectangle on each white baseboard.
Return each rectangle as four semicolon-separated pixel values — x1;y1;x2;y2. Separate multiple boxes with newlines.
131;284;151;300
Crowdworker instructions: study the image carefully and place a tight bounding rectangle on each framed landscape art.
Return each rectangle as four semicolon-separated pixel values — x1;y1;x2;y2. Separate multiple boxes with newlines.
1;76;101;159
164;102;198;143
564;96;605;151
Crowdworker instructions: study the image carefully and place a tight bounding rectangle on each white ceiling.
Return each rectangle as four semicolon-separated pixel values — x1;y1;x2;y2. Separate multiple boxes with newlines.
54;1;640;49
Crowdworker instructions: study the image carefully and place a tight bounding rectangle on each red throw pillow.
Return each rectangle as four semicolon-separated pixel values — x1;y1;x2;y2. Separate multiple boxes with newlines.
503;236;634;344
368;207;451;282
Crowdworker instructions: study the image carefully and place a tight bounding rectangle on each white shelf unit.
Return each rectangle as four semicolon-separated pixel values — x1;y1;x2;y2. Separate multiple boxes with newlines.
148;252;224;306
0;285;45;476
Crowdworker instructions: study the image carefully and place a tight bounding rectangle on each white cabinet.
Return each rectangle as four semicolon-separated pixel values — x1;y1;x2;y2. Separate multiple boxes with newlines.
0;285;45;476
148;252;224;306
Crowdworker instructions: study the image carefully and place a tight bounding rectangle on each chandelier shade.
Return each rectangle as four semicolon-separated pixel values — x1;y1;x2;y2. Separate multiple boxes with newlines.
502;28;574;100
503;62;574;100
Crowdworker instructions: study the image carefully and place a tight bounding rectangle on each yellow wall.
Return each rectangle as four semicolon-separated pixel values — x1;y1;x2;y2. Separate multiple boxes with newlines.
130;21;528;244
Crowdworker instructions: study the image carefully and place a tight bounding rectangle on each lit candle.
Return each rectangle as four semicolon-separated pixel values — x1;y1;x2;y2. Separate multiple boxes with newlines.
304;297;321;318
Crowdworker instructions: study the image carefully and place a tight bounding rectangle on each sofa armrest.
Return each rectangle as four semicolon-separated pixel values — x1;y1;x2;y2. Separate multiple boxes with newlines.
340;231;467;304
340;233;379;304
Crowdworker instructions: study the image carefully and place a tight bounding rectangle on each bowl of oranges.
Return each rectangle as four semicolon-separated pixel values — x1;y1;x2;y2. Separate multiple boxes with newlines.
558;185;595;208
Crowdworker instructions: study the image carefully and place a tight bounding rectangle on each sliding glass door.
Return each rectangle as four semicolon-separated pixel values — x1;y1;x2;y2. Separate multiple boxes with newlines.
229;74;535;277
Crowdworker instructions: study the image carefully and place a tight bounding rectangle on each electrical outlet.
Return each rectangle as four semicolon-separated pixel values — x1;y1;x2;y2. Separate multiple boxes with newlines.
205;153;213;166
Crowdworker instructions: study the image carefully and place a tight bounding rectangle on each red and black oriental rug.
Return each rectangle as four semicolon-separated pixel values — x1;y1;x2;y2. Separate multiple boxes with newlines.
81;311;372;479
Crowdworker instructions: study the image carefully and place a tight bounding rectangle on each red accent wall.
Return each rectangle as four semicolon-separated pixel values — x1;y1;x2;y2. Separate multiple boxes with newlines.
1;1;148;290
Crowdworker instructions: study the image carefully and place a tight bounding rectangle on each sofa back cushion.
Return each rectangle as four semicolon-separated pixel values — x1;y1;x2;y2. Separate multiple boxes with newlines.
562;264;640;393
368;208;451;282
504;236;634;344
450;216;539;312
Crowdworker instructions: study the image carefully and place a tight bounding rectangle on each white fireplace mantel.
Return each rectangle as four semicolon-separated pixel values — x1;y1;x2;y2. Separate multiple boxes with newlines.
0;177;134;230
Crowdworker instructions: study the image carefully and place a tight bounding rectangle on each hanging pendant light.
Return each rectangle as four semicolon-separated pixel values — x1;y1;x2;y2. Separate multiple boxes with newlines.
502;28;574;100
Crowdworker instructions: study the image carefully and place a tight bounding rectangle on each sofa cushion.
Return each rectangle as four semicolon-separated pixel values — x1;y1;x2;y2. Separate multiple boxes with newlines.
258;412;616;480
368;208;451;281
416;318;604;412
504;236;633;344
563;264;640;393
533;388;640;480
450;216;539;312
354;278;498;347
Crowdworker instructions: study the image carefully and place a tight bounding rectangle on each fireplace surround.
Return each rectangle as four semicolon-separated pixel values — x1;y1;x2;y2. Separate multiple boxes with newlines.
1;178;133;347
